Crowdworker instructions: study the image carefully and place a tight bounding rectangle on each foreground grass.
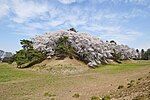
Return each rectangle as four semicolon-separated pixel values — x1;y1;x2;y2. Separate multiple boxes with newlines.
0;60;149;100
0;63;39;82
0;63;55;99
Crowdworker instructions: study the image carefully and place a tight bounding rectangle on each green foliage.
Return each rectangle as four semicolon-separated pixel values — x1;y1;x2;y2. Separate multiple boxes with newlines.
140;49;150;60
14;49;45;67
91;96;101;100
55;36;75;59
72;93;80;98
14;39;46;68
44;92;56;97
14;49;29;66
20;39;33;50
143;49;150;60
141;49;145;60
102;95;110;100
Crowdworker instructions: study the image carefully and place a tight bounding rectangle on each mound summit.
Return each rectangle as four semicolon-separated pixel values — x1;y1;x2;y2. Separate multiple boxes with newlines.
32;29;138;67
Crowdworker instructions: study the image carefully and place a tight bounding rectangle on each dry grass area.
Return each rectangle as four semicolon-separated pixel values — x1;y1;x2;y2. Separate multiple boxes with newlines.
110;74;150;100
31;57;89;75
0;60;150;100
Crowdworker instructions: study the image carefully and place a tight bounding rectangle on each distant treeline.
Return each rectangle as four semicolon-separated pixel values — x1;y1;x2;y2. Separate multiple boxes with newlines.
136;49;150;60
0;50;13;63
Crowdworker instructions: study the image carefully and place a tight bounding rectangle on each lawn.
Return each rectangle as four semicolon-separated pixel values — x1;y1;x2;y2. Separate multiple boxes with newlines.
95;60;150;74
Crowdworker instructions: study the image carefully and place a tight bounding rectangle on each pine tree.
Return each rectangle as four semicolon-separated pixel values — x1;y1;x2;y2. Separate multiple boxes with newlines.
141;49;145;60
14;39;45;68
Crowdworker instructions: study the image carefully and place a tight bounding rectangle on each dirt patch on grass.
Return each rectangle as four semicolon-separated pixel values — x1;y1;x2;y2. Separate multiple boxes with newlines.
110;73;150;100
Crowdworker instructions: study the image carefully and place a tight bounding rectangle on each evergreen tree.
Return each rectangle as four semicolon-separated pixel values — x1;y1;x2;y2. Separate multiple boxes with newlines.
20;39;33;50
14;39;45;68
136;49;140;59
136;49;139;53
147;49;150;60
141;49;145;60
144;49;150;60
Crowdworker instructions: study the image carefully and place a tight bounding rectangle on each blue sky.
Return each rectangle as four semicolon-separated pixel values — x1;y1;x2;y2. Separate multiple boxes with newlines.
0;0;150;52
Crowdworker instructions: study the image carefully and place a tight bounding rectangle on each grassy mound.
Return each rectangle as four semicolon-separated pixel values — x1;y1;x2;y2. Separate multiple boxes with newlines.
31;57;89;75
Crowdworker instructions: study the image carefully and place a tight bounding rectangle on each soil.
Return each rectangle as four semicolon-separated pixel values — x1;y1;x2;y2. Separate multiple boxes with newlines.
110;73;150;100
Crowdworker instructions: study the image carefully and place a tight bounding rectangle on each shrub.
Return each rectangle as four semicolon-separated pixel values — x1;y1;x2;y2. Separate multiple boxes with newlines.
102;95;111;100
72;93;80;98
91;96;101;100
118;85;124;89
44;92;56;97
14;49;29;66
15;49;45;68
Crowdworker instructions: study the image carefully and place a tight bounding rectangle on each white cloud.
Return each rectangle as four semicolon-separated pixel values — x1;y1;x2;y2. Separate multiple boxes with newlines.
12;26;41;37
129;0;150;6
11;0;49;23
7;0;149;28
100;28;142;44
80;24;142;45
58;0;76;4
48;20;64;27
0;2;9;19
111;0;150;6
0;0;148;42
26;22;43;29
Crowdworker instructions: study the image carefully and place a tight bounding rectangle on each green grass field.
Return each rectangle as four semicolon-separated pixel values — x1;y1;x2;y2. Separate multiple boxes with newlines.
95;60;150;74
0;63;39;82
